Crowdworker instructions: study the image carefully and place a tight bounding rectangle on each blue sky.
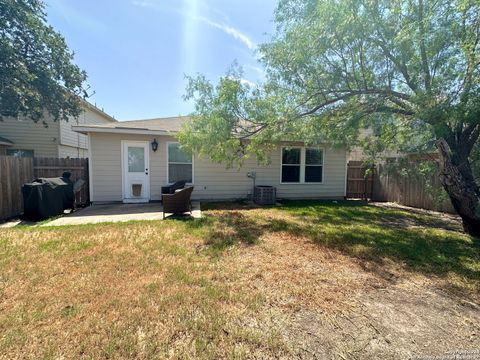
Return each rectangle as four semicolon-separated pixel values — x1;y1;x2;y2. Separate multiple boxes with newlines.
45;0;277;121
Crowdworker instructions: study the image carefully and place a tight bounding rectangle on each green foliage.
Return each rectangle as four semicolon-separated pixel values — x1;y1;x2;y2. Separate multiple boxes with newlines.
181;0;479;168
180;64;281;167
0;0;87;123
383;157;451;206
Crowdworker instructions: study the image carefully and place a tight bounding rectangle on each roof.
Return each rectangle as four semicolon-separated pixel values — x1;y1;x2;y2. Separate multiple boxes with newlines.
80;99;117;123
0;136;14;146
72;116;190;135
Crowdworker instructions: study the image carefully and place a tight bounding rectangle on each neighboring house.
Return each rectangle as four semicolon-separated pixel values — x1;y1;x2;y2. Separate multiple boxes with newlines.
348;128;403;162
0;101;116;158
73;116;348;202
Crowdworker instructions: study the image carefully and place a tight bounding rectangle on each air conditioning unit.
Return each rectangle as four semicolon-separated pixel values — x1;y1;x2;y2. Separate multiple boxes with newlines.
253;185;276;205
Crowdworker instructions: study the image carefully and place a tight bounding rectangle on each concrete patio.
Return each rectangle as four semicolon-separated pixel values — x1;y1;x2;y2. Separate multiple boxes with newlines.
40;202;201;226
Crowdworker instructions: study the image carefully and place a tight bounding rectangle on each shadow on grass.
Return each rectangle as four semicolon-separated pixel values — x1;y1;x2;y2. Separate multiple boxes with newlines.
190;200;480;286
185;211;265;255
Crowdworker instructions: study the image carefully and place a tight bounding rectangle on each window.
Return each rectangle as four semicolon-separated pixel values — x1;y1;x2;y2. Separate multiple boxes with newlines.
127;147;145;172
168;142;193;183
281;147;323;183
281;147;301;183
6;149;34;157
305;148;323;182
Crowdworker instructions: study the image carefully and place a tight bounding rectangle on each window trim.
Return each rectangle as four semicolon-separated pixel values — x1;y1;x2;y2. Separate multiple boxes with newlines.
280;146;324;184
280;147;302;183
166;141;194;185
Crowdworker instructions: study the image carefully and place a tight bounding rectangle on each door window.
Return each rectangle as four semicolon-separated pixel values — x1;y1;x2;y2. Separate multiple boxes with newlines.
128;147;145;172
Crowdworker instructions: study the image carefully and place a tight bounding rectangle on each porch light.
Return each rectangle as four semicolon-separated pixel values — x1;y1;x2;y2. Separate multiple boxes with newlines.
151;138;158;152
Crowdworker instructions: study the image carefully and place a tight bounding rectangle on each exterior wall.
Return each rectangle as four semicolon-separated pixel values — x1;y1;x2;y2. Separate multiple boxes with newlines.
0;106;113;159
0;116;59;157
59;106;114;156
58;144;88;158
89;133;347;202
347;128;402;161
0;146;6;155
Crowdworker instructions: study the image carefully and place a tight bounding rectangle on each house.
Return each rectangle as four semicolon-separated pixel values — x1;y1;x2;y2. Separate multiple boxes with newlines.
347;128;403;162
73;116;348;202
0;100;116;158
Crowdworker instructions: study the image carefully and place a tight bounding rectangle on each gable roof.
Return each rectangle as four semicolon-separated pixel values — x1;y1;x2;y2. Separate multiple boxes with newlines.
81;99;117;123
72;116;190;135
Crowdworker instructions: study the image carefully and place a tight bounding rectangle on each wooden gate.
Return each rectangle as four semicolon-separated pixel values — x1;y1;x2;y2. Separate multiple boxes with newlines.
346;161;375;199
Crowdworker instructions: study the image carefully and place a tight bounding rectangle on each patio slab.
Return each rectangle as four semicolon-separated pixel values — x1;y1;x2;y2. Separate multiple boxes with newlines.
41;202;201;226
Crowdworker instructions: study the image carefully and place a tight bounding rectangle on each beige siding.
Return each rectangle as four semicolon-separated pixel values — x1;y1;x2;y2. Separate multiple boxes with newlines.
58;144;88;158
90;133;164;202
89;133;347;202
0;116;59;157
0;106;113;159
194;146;346;200
60;107;114;152
347;128;402;161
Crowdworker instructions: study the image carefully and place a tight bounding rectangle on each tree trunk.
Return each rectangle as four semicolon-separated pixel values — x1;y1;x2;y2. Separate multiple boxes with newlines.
436;138;480;238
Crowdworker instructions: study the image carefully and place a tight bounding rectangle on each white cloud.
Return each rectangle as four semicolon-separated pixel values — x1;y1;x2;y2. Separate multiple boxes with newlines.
131;0;256;50
196;16;255;50
240;78;257;87
226;75;257;87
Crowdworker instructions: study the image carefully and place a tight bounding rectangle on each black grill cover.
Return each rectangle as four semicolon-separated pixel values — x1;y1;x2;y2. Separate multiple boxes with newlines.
22;177;74;221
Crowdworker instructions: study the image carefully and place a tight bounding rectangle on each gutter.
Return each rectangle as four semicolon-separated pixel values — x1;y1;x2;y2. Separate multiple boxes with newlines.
72;125;174;136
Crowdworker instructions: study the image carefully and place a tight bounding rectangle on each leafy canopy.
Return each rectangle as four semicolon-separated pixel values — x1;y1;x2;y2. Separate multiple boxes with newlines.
181;0;480;166
0;0;87;123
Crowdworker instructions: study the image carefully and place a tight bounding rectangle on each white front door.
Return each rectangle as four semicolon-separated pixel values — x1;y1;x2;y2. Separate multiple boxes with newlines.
122;141;150;203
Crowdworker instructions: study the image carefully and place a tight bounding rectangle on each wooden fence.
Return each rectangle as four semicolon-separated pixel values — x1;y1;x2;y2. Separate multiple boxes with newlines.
0;156;34;220
372;163;454;213
346;160;455;213
346;161;375;199
33;158;89;205
0;156;89;220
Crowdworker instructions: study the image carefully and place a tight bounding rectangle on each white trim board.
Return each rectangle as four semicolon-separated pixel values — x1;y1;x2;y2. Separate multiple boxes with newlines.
73;126;172;136
166;141;195;185
279;146;325;184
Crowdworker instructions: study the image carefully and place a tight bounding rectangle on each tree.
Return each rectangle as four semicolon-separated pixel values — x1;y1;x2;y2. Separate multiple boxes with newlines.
180;0;480;237
0;0;87;123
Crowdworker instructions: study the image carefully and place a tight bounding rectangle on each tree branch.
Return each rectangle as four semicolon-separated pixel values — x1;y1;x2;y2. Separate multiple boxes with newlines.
418;0;432;91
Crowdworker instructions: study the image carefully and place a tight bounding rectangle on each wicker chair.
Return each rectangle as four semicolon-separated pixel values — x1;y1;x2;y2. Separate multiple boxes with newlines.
162;186;194;219
161;180;187;194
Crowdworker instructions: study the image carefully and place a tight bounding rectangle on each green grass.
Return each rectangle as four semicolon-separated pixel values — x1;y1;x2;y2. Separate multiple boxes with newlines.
0;201;478;358
279;201;479;280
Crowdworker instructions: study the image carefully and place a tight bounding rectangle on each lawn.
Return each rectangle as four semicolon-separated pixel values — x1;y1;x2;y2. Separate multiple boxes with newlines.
0;201;479;359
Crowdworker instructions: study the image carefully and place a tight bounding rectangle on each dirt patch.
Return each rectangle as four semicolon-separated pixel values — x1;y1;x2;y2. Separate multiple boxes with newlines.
287;279;480;359
370;202;463;232
217;209;479;359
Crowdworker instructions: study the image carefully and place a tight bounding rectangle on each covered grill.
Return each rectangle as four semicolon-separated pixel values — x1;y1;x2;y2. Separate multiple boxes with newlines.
22;174;74;221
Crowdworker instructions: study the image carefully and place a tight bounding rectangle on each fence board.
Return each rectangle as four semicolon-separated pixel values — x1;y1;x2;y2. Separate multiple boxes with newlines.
372;163;454;213
346;161;374;199
0;156;89;220
34;157;89;205
0;156;34;220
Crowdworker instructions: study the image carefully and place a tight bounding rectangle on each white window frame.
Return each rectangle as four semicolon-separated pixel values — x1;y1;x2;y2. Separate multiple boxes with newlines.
166;141;194;185
280;146;324;184
280;146;302;183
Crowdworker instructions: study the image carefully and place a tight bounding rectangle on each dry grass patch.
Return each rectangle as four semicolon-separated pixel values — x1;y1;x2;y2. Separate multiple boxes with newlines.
1;201;479;359
0;221;286;359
